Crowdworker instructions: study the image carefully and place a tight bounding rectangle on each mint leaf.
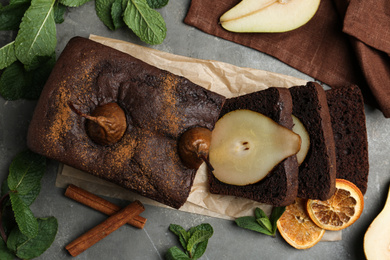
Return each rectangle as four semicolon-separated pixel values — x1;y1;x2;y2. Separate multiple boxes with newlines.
9;192;38;238
111;0;125;30
59;0;91;7
7;217;57;260
18;184;41;206
169;224;189;250
7;150;46;195
0;239;14;260
187;223;213;237
186;229;213;259
14;0;57;66
235;216;272;236
0;2;30;30
188;223;214;259
95;0;116;30
165;246;190;260
0;41;17;70
54;2;66;24
0;61;26;100
146;0;168;9
269;206;286;235
123;0;166;45
256;217;273;234
191;240;208;260
254;207;268;220
187;224;213;260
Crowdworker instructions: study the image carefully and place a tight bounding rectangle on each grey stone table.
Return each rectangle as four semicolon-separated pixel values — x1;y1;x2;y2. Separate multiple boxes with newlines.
1;1;389;259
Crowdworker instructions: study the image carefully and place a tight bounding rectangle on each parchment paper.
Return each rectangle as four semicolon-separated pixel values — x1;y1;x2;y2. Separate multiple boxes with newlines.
55;34;341;241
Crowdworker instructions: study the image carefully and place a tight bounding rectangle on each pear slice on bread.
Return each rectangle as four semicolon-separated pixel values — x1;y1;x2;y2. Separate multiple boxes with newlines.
209;109;301;186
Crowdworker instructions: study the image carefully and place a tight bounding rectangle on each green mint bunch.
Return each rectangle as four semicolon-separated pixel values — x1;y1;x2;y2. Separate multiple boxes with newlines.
0;0;169;101
166;223;213;260
0;0;65;101
0;150;58;260
235;207;286;236
95;0;168;45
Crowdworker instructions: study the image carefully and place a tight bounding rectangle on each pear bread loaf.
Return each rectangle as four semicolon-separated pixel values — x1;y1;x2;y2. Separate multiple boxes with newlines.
326;85;369;194
289;82;337;201
207;87;299;206
27;37;226;209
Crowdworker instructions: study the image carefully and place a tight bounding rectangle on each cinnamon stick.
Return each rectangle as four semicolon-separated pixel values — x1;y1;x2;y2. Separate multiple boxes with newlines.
65;200;145;257
65;185;147;229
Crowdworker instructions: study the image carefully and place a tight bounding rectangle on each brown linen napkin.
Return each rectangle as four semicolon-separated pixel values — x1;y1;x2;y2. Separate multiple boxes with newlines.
337;0;390;118
184;0;390;118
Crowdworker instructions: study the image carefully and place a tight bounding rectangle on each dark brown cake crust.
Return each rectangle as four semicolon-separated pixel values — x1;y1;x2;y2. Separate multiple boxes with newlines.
27;37;225;209
326;85;369;194
289;82;337;200
208;87;299;206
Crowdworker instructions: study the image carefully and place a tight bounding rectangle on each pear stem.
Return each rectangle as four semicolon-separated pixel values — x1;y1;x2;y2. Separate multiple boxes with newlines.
200;155;214;172
68;101;99;124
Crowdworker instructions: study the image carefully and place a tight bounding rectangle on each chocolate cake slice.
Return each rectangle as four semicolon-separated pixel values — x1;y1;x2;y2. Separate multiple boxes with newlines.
27;37;225;209
208;87;299;206
289;82;337;200
326;85;369;194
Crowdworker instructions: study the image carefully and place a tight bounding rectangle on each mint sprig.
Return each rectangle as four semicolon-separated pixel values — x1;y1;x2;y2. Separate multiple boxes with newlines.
123;0;166;45
96;0;167;45
235;207;286;237
0;0;168;101
0;0;58;101
166;223;213;260
0;150;58;260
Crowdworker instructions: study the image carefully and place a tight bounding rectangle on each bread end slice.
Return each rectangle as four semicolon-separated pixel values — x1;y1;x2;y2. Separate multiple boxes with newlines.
326;85;369;194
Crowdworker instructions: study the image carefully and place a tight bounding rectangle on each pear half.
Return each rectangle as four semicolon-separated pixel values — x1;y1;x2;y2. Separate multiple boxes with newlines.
364;185;390;260
220;0;321;33
292;115;310;165
209;109;301;186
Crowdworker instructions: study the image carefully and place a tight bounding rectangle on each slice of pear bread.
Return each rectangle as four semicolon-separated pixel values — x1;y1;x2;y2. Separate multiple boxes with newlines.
289;82;337;201
208;87;299;206
326;85;369;194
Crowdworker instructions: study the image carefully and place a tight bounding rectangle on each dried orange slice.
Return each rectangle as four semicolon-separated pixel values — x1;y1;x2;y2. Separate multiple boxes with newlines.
306;179;364;231
277;198;325;249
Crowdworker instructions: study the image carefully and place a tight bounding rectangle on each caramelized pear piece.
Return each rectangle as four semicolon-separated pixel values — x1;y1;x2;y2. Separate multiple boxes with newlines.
209;109;301;186
292;115;310;165
178;127;212;169
69;102;127;146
